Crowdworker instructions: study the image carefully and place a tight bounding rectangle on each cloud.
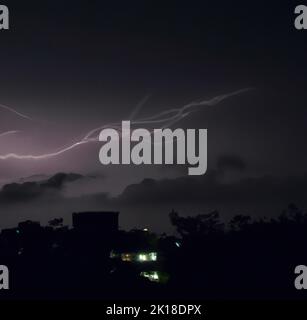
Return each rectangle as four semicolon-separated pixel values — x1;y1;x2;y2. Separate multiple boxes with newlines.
0;172;83;203
40;173;83;189
2;169;306;213
1;170;307;233
115;171;307;207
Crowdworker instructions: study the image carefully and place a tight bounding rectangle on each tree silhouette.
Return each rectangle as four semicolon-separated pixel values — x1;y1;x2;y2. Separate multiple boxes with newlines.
48;218;64;228
169;209;224;237
229;214;251;231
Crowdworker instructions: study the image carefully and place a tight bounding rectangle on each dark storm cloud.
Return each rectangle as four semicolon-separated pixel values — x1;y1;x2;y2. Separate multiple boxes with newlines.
0;173;83;203
0;171;307;232
115;171;307;207
0;165;306;216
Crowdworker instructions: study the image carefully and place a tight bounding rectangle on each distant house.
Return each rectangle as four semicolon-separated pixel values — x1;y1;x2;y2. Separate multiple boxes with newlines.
110;250;158;263
109;249;170;283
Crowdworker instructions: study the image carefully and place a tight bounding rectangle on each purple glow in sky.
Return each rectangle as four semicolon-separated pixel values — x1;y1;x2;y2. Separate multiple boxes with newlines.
0;88;251;161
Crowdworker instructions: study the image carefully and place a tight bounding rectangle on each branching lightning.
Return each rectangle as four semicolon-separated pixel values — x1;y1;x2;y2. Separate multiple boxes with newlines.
0;88;253;161
0;104;33;121
0;130;20;138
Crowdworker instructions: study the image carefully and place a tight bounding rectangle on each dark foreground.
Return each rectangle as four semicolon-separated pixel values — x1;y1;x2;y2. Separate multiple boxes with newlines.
1;205;307;300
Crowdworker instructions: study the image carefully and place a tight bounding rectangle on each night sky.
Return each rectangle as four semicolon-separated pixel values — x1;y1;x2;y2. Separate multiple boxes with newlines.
0;0;306;233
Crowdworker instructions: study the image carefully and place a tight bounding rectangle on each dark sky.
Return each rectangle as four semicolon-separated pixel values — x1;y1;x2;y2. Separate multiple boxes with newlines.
0;0;306;232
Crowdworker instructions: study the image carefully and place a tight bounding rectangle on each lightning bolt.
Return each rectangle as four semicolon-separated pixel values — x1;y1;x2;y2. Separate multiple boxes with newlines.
0;104;33;121
0;88;253;161
0;104;32;141
0;130;20;138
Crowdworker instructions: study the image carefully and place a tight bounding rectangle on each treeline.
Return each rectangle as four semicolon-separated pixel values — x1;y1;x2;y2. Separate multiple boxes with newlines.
0;204;307;299
164;204;307;299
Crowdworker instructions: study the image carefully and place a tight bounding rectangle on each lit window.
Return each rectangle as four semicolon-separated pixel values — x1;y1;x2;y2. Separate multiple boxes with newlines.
138;254;147;261
122;253;133;262
149;252;157;261
138;252;157;262
140;271;160;282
